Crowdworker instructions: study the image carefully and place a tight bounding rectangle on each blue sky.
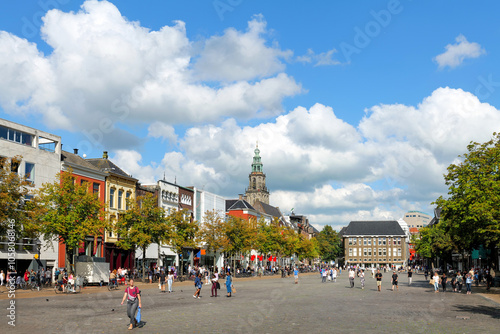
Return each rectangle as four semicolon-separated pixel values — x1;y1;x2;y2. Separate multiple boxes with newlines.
1;0;500;230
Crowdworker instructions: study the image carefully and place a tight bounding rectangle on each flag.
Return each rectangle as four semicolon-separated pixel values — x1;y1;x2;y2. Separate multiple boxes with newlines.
251;255;256;261
273;256;276;262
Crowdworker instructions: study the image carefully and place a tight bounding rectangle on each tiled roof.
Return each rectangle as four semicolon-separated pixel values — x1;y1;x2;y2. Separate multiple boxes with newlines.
254;200;282;218
61;151;101;171
338;226;347;237
86;158;136;180
343;221;405;236
226;199;255;211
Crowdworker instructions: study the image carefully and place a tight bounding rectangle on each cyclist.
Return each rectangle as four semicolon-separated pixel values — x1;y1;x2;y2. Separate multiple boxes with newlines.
110;269;118;287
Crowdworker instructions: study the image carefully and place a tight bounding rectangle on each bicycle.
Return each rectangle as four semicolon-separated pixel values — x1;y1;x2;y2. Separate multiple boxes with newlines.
108;279;119;291
30;280;43;291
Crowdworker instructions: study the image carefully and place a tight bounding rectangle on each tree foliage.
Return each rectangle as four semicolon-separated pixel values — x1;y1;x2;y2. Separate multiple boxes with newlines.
434;133;500;251
316;225;341;261
33;170;108;268
115;193;170;279
413;222;455;261
0;156;38;238
167;209;198;275
197;210;229;268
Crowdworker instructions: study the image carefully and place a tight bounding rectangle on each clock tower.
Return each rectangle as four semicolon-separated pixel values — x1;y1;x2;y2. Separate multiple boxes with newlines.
245;144;269;206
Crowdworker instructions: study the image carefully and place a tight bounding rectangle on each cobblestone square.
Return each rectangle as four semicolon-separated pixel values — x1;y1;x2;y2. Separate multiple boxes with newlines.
2;272;499;334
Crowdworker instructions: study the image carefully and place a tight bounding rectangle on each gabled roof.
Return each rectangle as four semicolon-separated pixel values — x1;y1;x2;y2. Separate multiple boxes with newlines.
343;221;405;236
86;157;136;180
338;226;347;237
253;200;282;218
61;151;102;171
226;199;255;211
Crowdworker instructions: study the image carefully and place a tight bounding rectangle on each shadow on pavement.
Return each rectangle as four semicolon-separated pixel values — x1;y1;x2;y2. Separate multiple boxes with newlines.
454;305;500;319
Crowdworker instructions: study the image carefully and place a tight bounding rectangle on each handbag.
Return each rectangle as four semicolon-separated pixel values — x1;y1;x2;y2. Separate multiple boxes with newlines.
216;281;220;290
232;284;236;294
429;278;434;285
136;307;141;323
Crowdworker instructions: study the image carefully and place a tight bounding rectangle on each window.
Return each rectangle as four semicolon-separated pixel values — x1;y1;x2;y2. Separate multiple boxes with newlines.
93;183;100;195
11;159;20;173
393;238;397;245
363;248;367;256
382;237;386;246
363;238;367;245
368;238;371;246
252;178;256;189
353;248;357;256
398;237;401;245
383;248;387;256
109;188;115;208
349;248;353;256
118;190;123;209
38;136;56;152
0;126;33;146
368;248;372;256
348;238;352;246
378;238;382;246
398;248;401;256
126;192;131;210
353;238;357;245
378;248;382;256
25;162;35;182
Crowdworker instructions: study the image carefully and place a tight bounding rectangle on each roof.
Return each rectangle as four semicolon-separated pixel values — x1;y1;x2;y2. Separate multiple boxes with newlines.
428;208;442;227
61;150;102;171
226;199;255;211
254;200;282;218
86;158;136;180
338;226;347;237
342;221;405;236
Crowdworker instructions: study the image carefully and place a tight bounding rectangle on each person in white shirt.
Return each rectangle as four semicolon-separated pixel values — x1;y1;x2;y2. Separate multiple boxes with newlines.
349;269;355;288
0;270;4;286
332;268;337;282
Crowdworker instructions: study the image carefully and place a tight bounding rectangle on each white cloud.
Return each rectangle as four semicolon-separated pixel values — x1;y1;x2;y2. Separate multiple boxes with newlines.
434;34;485;69
195;14;293;81
297;48;342;66
147;122;177;144
0;0;301;133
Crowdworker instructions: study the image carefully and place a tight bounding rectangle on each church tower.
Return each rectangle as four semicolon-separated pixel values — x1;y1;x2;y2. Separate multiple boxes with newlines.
245;143;269;206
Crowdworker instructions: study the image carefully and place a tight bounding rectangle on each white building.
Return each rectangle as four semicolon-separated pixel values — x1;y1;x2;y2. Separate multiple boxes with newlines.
0;118;62;272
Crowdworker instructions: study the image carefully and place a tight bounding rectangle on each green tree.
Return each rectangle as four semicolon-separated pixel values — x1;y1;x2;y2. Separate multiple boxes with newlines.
197;210;229;269
254;217;280;258
435;133;500;253
413;222;455;267
0;156;39;238
296;236;319;262
316;225;341;262
34;170;108;270
225;216;255;270
115;193;170;281
167;209;198;276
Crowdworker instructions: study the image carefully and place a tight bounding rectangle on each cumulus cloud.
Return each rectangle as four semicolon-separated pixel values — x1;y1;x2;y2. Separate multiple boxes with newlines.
195;14;293;81
148;122;177;144
297;48;342;66
114;87;500;229
0;0;301;133
434;34;485;69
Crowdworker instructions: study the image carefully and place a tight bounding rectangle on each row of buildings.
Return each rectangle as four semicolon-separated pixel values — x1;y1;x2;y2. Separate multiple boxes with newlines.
0;118;318;275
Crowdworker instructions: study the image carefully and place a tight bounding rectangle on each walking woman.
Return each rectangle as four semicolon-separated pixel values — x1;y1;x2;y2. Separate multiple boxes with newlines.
441;272;447;292
121;278;142;330
167;269;174;293
226;271;233;297
465;272;473;295
456;271;463;293
211;273;218;297
359;269;365;290
193;273;202;299
433;271;440;293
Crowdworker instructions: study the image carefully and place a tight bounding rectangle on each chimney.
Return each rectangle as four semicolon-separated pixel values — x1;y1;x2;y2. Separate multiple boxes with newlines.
103;151;108;159
238;194;243;200
73;148;79;155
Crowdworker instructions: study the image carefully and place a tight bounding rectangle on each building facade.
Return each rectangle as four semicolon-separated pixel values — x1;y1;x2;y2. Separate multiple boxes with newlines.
59;149;106;268
87;151;137;271
0;119;61;272
342;221;408;268
245;144;269;206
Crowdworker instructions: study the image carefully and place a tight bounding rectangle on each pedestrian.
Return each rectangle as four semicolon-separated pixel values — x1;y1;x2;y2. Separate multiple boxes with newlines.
424;268;429;281
451;274;457;292
193;273;202;299
456;271;463;293
167;269;174;293
333;268;337;283
407;268;413;285
0;270;4;286
294;267;299;284
321;268;327;283
391;271;398;291
225;271;233;297
485;270;492;290
205;267;210;285
210;273;218;297
433;272;440;293
441;272;447;292
159;270;166;293
465;272;472;294
360;269;365;289
375;269;383;291
348;268;355;288
121;278;141;330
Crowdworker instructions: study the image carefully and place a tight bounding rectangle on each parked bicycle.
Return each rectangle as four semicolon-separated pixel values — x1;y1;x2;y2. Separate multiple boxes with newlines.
108;279;119;291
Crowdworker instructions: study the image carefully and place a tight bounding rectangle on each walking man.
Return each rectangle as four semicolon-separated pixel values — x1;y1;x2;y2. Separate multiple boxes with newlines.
348;268;355;288
407;268;413;285
375;269;383;292
391;271;399;291
359;269;365;290
294;267;299;284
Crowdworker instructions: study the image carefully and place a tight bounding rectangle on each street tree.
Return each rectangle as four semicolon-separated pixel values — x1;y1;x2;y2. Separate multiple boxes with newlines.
296;236;319;263
197;210;229;269
435;133;500;254
412;222;455;267
0;155;39;238
33;170;108;271
167;209;198;277
225;216;256;270
115;193;170;281
316;225;341;262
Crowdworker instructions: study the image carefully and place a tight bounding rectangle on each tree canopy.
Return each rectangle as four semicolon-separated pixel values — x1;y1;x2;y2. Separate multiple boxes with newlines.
434;133;500;251
316;225;341;262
